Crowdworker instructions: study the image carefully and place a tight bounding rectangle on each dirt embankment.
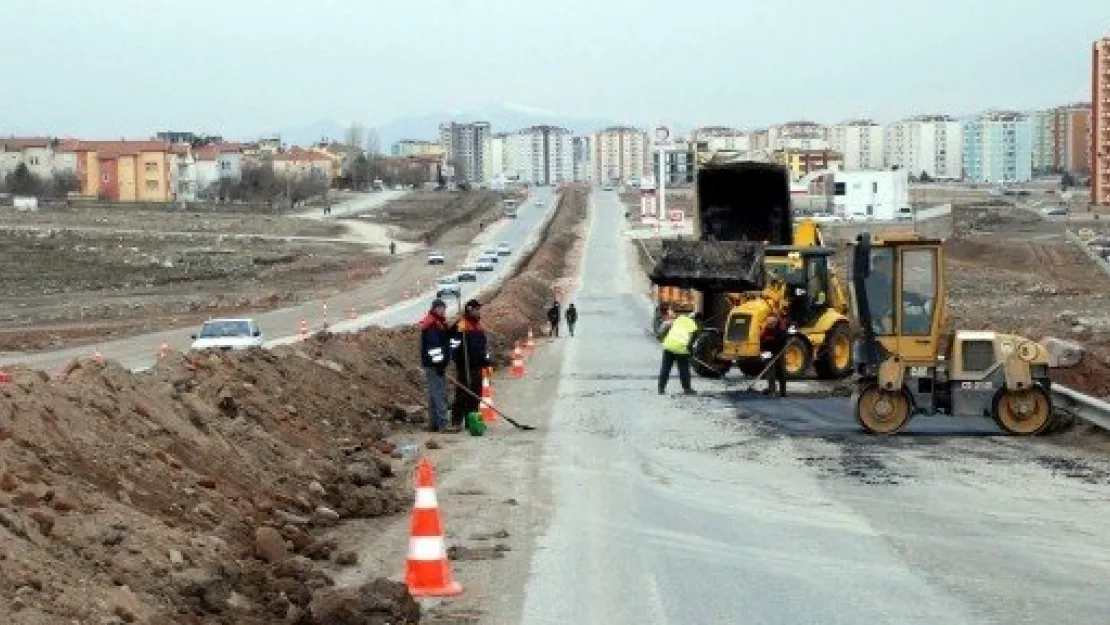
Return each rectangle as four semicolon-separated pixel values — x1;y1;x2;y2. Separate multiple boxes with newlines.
479;185;590;363
0;185;592;625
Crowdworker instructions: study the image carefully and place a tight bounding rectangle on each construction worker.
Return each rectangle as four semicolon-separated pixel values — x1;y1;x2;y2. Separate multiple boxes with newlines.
448;299;492;432
565;303;578;337
658;312;699;395
418;299;452;432
760;313;789;397
547;301;561;337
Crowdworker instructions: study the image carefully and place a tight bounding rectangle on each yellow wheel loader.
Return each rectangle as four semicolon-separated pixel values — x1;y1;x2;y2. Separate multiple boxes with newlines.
849;231;1073;435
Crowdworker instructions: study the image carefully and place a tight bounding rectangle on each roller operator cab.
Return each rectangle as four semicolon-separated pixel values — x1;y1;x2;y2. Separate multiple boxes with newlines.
715;246;853;380
849;232;1059;436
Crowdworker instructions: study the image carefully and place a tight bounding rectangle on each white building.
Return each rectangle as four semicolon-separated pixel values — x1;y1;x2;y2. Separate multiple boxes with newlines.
592;126;649;185
0;137;79;180
438;121;491;184
884;115;963;180
828;120;885;171
499;126;574;185
768;121;828;151
572;136;592;182
829;170;909;221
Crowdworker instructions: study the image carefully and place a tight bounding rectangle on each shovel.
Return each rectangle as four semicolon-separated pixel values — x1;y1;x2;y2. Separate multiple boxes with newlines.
445;373;537;431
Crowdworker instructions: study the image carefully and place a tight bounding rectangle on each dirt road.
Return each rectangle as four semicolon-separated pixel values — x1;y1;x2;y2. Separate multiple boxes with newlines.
353;190;1110;624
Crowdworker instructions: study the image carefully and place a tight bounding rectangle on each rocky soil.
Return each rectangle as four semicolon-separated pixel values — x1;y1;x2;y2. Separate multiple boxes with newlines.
359;191;519;246
0;185;592;625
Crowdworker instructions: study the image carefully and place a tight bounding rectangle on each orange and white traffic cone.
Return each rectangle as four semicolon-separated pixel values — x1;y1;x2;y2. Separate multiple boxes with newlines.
299;318;308;338
0;370;11;383
404;458;463;597
91;350;104;364
158;343;171;359
480;371;496;423
525;328;535;353
346;306;357;320
510;343;526;379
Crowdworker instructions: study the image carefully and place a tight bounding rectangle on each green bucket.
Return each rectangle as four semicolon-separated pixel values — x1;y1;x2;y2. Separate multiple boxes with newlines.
465;411;487;436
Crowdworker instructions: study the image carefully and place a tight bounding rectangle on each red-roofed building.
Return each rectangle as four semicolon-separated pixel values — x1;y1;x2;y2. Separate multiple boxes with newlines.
73;140;175;201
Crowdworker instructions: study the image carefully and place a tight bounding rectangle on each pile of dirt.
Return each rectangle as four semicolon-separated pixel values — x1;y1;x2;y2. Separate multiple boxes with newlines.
480;185;590;363
366;191;510;245
0;328;428;624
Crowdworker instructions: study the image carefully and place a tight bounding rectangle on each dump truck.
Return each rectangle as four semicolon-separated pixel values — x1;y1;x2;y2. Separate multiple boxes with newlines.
648;160;853;380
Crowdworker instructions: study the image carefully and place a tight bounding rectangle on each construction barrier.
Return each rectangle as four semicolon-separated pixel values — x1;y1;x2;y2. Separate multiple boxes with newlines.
404;458;463;597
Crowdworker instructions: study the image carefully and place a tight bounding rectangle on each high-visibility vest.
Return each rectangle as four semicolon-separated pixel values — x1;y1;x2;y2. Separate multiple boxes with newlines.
662;315;697;355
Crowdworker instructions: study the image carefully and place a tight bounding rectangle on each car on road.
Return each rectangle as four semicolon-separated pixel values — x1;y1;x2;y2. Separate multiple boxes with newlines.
533;200;543;207
475;258;496;272
496;242;512;256
457;266;478;282
480;251;499;265
427;250;446;265
190;318;264;351
436;275;462;298
483;248;500;260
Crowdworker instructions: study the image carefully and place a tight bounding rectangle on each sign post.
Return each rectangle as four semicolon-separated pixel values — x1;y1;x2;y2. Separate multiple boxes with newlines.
652;126;675;239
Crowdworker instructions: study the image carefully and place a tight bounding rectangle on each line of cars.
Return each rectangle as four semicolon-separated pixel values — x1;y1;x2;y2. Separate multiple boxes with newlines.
432;242;512;298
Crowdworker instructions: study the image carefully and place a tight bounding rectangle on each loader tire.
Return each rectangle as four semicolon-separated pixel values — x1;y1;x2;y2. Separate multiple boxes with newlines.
814;322;854;380
691;331;730;379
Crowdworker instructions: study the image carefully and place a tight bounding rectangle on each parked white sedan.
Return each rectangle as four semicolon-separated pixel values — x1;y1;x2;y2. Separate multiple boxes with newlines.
190;318;264;351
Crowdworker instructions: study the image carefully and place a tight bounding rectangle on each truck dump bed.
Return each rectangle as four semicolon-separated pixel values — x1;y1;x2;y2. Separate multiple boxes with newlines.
649;161;792;292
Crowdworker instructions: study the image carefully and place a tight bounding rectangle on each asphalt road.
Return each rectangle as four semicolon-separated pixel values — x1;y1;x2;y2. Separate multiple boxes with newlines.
515;189;1110;624
0;188;558;372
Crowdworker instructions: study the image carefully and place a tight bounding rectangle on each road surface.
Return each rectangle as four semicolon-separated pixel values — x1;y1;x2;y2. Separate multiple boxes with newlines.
510;189;1110;624
0;188;558;372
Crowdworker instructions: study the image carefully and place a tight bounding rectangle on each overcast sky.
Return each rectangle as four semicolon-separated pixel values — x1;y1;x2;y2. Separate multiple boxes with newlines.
0;0;1106;138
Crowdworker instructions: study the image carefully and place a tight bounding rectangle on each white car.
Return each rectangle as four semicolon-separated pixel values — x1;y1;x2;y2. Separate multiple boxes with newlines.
435;275;462;298
475;258;496;272
457;267;478;282
190;318;264;351
533;200;543;207
496;242;511;256
427;250;446;265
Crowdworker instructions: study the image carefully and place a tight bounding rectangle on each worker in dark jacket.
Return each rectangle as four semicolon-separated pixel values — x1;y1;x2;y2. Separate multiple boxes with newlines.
547;301;561;337
447;299;492;432
565;303;578;337
419;299;452;432
760;313;789;397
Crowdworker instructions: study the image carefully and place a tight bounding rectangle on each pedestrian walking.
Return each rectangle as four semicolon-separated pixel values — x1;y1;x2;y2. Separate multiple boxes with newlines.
419;299;452;432
389;241;396;255
447;299;492;432
658;312;699;395
565;303;578;337
547;301;561;337
760;313;789;397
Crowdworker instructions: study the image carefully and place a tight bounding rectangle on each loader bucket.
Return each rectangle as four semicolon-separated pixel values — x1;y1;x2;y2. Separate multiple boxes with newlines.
648;240;766;292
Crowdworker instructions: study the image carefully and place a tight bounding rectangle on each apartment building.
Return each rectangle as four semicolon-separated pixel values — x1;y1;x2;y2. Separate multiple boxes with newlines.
572;136;592;182
885;115;963;180
653;142;695;186
73;141;176;202
592;126;649;185
768;121;828;151
962;111;1033;184
391;140;444;158
1031;109;1056;173
0;137;79;180
506;125;574;186
773;148;842;181
828;120;885;171
270;148;335;183
1054;104;1091;175
1093;35;1110;206
438;121;491;184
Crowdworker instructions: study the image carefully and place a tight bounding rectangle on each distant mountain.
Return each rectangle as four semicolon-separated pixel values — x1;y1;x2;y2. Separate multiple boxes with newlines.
255;105;694;151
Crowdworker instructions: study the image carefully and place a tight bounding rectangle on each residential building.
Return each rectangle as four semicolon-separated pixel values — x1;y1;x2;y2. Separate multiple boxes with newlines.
169;144;198;201
652;141;695;186
592;126;649;185
270;148;335;183
962;111;1033;184
828;170;910;221
1031;109;1056;174
1095;35;1110;206
885;115;963;180
773;148;842;181
73;141;175;202
572;136;592;182
438;121;491;184
768;121;828;151
486;133;508;181
391;140;444;158
0;137;78;180
828;120;885;171
1054;104;1091;175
